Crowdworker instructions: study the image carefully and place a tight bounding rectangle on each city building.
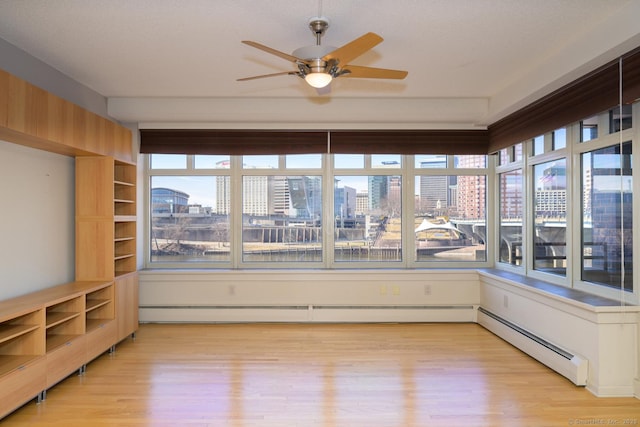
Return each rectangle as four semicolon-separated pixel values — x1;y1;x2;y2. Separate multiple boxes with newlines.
151;188;190;214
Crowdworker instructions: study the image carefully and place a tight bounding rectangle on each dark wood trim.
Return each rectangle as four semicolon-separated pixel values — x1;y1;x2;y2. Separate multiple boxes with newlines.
141;129;489;155
329;130;489;154
140;129;328;155
488;47;640;153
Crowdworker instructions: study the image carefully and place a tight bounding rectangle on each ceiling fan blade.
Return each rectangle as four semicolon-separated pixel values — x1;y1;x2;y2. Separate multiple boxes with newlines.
242;40;302;63
340;65;408;79
322;32;383;65
237;71;299;81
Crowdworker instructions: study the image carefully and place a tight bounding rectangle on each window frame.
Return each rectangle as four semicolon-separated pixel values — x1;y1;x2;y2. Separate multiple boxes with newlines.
570;107;637;303
492;104;637;304
495;141;524;272
144;153;491;270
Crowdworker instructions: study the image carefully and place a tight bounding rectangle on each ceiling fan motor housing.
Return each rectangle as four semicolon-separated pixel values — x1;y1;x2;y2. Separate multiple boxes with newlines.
292;17;335;75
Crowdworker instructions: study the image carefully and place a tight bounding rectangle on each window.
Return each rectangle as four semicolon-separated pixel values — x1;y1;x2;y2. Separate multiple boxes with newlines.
498;143;522;166
533;159;567;276
580;115;599;142
146;152;489;268
150;175;230;263
242;175;322;263
372;154;401;168
531;132;567;156
552;128;567;150
498;170;523;266
414;154;487;263
334;175;402;262
286;154;322;169
493;104;636;297
243;155;278;169
532;135;545;156
455;155;487;168
415;154;447;169
414;175;486;262
609;104;633;134
150;154;186;169
194;155;230;169
580;142;632;291
335;154;364;169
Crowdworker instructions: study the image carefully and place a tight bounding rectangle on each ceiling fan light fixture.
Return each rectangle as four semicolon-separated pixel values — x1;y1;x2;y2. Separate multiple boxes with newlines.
238;16;408;89
305;72;332;88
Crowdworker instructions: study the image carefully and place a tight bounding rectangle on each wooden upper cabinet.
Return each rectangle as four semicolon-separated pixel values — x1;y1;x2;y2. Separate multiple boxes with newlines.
113;123;133;161
8;74;44;136
76;156;115;217
0;69;133;162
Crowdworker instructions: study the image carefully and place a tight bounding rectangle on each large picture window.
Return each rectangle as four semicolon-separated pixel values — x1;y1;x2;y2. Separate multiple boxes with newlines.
580;142;633;291
146;153;489;268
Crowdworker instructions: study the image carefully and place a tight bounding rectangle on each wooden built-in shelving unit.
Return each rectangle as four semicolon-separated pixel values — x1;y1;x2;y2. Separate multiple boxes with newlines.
0;68;139;419
113;160;137;277
75;156;137;280
0;281;120;417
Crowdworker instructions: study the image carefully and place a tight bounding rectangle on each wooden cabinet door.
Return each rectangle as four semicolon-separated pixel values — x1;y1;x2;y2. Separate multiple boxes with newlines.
0;357;46;419
85;319;117;362
45;335;86;388
115;273;139;342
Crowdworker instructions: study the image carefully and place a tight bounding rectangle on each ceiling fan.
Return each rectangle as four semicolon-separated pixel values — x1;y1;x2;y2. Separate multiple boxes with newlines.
237;17;408;89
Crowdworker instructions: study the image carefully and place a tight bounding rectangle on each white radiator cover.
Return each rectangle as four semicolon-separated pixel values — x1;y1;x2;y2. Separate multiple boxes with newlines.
138;269;481;323
140;304;477;323
477;308;588;386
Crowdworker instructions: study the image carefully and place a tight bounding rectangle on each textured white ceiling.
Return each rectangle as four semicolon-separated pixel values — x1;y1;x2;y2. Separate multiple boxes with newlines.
0;0;638;127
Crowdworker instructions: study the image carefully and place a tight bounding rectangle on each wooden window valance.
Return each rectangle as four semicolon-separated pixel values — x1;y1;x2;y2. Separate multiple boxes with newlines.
140;129;490;155
488;47;640;153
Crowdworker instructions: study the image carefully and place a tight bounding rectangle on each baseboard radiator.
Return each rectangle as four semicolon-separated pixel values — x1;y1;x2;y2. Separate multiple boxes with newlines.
477;307;588;386
139;304;476;323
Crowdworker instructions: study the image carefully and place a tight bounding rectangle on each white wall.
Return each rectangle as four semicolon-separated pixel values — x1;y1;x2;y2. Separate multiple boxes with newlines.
138;269;480;323
0;140;75;299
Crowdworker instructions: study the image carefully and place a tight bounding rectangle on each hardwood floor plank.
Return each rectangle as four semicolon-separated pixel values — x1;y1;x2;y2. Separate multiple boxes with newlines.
2;323;639;426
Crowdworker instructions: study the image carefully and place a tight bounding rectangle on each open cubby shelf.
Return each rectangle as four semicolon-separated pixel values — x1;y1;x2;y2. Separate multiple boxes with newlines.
0;280;125;418
0;324;40;345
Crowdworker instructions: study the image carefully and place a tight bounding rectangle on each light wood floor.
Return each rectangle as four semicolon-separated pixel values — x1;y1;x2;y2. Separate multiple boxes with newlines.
2;323;639;426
